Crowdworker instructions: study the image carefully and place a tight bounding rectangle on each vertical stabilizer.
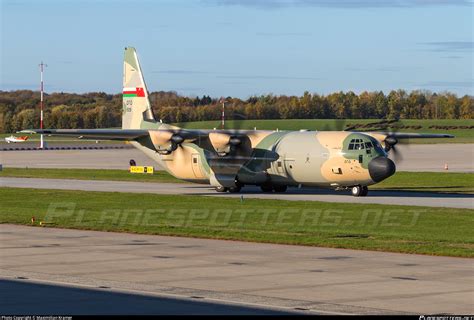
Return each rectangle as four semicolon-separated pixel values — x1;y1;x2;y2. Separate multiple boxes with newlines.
122;47;155;129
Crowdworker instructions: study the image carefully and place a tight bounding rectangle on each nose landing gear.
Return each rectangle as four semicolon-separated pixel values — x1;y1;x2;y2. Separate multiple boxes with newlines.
351;185;368;197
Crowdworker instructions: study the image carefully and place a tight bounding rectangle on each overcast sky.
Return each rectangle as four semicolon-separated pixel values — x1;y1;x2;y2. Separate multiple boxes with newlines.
1;0;473;97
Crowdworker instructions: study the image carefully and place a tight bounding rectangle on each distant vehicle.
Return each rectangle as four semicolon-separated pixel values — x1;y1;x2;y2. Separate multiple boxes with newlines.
5;135;29;143
22;47;454;197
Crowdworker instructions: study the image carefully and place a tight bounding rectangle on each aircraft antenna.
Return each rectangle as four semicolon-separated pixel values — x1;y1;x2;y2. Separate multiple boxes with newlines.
39;61;48;149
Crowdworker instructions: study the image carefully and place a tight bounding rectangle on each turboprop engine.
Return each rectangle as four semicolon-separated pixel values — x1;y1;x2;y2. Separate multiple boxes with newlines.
149;130;184;155
208;132;242;156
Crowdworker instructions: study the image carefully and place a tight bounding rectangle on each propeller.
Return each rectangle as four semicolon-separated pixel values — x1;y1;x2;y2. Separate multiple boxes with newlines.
148;130;190;155
208;132;243;156
383;135;403;163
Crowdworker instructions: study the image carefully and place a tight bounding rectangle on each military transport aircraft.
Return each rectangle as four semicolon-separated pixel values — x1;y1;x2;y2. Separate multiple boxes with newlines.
22;47;454;196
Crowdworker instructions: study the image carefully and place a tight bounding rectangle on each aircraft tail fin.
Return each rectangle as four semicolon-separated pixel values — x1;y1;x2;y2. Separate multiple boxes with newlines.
122;47;157;129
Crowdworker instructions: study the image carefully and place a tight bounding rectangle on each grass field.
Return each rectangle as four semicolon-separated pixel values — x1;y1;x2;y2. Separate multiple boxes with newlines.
0;187;472;257
1;168;472;194
174;119;474;143
373;172;474;194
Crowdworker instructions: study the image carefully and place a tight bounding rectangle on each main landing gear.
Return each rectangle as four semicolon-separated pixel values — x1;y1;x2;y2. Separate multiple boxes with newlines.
215;184;288;193
215;186;228;193
351;185;368;197
215;184;242;193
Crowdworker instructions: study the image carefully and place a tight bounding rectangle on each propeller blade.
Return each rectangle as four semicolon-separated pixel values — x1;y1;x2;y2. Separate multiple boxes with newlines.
170;134;184;144
390;145;403;163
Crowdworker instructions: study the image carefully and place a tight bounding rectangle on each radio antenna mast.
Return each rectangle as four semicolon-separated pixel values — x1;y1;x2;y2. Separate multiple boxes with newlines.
220;97;225;129
39;61;47;149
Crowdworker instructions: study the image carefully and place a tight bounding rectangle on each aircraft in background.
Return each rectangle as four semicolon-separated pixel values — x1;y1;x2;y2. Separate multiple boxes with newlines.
5;135;29;143
22;47;454;196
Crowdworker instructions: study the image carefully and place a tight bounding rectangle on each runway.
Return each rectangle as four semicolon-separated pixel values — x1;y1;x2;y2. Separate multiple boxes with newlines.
1;225;472;314
1;143;473;172
1;177;472;208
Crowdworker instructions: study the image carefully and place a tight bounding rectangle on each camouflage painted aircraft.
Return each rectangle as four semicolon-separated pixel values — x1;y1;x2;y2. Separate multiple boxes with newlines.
23;47;454;196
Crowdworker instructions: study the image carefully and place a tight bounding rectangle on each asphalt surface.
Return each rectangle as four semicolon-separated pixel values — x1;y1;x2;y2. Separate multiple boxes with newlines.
1;143;473;172
1;225;472;315
0;146;154;169
1;177;472;209
0;279;293;315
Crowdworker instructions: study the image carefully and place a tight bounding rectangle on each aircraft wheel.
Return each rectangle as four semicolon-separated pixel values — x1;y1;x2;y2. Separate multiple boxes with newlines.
273;185;287;193
360;186;369;197
351;185;362;197
129;159;136;166
228;186;242;193
260;185;273;193
215;186;228;193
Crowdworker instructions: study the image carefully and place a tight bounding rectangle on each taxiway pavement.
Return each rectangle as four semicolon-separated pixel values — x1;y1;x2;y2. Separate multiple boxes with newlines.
1;225;472;315
1;177;472;209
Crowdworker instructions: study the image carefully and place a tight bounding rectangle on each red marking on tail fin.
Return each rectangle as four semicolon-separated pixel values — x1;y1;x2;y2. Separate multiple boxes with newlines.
136;87;145;97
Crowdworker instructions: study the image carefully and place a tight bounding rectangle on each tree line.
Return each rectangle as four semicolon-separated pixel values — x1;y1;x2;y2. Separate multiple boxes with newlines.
0;89;472;132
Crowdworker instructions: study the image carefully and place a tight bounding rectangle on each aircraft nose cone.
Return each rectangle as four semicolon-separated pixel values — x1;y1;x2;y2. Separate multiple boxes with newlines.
368;156;396;182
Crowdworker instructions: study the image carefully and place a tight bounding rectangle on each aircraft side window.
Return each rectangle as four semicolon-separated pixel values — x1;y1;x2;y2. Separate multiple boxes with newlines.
349;144;354;150
365;142;372;149
354;143;360;149
360;143;364;149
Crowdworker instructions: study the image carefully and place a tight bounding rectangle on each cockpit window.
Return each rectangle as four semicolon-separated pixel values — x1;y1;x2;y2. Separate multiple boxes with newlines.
348;138;370;150
347;138;379;152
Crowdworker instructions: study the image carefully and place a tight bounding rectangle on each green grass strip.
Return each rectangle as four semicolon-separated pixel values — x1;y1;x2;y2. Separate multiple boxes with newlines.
1;187;472;257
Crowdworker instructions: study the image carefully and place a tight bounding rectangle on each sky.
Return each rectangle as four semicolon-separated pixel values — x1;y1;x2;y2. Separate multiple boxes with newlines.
1;0;473;98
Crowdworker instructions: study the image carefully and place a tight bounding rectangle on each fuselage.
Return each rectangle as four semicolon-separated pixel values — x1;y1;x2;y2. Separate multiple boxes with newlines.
133;130;395;189
5;136;28;143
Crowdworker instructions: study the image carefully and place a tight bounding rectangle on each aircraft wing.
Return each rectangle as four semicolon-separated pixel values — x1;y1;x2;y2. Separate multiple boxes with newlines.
20;129;150;140
371;132;454;139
